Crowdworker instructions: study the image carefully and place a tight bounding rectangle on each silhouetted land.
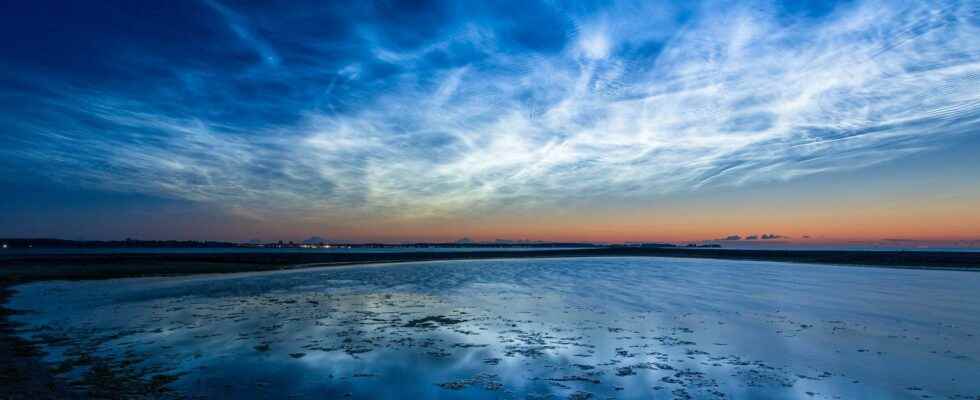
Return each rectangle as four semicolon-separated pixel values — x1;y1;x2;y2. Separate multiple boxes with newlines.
0;238;600;249
2;247;979;283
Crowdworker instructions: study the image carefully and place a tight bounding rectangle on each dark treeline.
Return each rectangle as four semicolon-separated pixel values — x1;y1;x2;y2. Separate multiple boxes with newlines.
0;238;724;250
0;238;601;249
0;238;237;249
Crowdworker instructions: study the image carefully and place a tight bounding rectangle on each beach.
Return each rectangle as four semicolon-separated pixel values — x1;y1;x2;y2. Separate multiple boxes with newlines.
2;249;980;398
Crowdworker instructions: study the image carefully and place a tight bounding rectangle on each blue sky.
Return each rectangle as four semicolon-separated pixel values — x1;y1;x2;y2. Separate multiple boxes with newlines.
1;0;979;242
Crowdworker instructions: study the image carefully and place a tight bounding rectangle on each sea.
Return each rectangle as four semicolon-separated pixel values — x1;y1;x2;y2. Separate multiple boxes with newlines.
9;257;980;399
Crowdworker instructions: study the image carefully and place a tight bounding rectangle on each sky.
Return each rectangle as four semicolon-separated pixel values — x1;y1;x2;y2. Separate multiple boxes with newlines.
1;0;979;244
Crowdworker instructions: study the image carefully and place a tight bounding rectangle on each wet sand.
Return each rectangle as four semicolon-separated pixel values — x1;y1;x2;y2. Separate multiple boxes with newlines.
7;257;980;399
2;248;979;398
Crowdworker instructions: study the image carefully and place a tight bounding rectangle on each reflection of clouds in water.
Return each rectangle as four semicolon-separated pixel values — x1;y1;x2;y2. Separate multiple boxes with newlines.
10;258;980;399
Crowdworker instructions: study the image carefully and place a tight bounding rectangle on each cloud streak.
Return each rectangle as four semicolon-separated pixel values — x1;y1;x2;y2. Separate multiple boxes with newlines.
201;0;281;67
2;0;979;224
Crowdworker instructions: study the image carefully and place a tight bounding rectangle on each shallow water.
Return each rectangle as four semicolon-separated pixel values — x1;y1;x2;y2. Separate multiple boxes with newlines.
10;257;980;399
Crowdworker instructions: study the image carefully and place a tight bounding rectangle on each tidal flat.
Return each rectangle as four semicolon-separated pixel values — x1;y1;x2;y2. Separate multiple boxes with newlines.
8;257;980;399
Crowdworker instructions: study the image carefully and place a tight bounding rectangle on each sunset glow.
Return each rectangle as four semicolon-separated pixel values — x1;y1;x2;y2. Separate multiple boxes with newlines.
2;0;979;245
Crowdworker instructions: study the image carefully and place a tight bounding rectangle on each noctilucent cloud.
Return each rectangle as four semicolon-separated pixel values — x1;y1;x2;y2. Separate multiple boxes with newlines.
1;1;979;243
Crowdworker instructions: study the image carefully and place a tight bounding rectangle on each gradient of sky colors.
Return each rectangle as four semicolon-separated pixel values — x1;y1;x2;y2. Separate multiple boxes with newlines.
1;0;979;244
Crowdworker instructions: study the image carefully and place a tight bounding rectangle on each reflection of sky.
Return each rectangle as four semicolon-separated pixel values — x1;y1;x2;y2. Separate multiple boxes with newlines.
2;1;980;242
11;258;980;399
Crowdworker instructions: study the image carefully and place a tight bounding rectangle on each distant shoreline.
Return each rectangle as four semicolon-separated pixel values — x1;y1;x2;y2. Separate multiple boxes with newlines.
2;247;979;284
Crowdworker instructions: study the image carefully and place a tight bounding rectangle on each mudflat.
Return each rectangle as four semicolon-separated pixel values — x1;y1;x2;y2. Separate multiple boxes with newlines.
2;248;979;398
4;257;980;399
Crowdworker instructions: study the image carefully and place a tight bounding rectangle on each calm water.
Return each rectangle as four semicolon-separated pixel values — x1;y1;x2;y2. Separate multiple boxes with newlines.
10;257;980;399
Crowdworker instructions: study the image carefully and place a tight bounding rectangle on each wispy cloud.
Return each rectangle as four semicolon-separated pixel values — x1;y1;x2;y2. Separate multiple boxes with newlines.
201;0;280;67
3;0;978;224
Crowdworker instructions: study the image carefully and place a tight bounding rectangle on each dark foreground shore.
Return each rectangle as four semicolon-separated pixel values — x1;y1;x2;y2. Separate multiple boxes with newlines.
2;247;979;398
